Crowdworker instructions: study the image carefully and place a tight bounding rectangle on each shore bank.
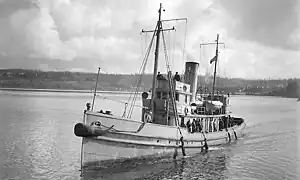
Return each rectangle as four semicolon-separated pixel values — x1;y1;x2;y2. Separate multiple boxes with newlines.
1;88;297;100
0;88;142;94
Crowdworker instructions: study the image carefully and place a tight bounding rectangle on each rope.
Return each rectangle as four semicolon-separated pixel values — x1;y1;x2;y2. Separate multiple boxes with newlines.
182;19;188;70
125;24;157;118
140;32;144;59
162;30;181;133
127;47;151;116
171;28;176;70
96;94;148;110
162;30;186;157
127;25;157;117
97;121;146;134
181;19;188;80
168;31;171;62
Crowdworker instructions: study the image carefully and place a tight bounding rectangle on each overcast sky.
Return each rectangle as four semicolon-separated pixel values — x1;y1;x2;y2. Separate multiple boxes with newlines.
0;0;299;79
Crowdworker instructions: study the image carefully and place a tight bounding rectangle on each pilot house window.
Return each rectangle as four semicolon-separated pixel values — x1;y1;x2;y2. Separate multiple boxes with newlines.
157;92;162;99
175;93;179;101
162;92;167;99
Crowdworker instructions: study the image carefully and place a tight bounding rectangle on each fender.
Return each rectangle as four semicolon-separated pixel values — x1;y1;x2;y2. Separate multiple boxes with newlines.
74;123;114;137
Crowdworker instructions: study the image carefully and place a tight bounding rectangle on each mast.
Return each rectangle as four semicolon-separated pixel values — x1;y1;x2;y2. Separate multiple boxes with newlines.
212;34;219;97
92;67;101;111
150;3;163;121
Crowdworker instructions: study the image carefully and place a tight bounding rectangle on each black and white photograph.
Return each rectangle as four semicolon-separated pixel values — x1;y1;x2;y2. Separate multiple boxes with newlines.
0;0;299;179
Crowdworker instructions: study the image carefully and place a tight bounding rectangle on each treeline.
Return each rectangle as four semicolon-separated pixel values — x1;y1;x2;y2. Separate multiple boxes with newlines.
0;69;299;98
0;69;152;91
268;79;299;98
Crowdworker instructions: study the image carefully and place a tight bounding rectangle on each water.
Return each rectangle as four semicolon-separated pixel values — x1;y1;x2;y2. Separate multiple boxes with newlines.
0;91;299;180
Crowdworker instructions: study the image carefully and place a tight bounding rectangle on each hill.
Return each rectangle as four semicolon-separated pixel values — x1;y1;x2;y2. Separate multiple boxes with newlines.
0;69;299;98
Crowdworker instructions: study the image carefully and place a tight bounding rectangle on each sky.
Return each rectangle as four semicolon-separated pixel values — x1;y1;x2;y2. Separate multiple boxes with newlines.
0;0;299;79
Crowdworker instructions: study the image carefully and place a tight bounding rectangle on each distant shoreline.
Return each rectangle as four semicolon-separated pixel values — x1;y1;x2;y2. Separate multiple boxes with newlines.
0;69;298;98
0;87;297;99
0;88;142;94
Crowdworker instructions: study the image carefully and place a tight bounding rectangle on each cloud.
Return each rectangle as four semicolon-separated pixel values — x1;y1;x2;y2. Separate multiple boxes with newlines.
220;0;299;51
219;40;300;79
0;0;299;79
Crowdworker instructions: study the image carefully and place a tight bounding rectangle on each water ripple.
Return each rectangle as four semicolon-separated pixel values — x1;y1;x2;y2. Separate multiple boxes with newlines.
0;93;298;180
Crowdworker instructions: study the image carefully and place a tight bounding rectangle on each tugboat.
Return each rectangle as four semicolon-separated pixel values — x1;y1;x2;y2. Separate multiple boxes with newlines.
74;3;246;168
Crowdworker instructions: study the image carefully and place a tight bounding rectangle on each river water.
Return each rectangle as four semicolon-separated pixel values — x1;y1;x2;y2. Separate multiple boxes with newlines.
0;91;299;180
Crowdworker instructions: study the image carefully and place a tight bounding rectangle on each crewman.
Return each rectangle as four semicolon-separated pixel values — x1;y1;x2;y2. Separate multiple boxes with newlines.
174;72;181;81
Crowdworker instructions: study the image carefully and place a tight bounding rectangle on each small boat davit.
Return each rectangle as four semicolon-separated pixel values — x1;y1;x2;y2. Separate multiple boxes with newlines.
74;3;246;168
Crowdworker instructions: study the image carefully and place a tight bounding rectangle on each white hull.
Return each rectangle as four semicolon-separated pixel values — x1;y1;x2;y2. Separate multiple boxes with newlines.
82;137;176;167
79;111;246;167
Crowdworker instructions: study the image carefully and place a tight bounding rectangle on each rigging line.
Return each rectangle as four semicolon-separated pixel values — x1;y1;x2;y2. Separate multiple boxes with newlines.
181;19;188;80
127;54;151;117
96;94;149;109
171;26;176;70
168;31;171;69
126;78;145;115
140;33;144;60
161;31;172;76
161;30;183;138
129;29;156;114
126;25;157;104
127;38;150;104
128;59;149;117
162;32;170;70
167;31;173;71
130;36;154;108
223;45;227;78
127;24;157;118
217;49;221;90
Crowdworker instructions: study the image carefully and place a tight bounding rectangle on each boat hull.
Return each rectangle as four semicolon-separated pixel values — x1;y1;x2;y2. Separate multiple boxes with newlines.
78;111;246;167
82;137;176;167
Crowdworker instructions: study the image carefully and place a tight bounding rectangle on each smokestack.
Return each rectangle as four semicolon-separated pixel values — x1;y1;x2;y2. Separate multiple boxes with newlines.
184;61;199;102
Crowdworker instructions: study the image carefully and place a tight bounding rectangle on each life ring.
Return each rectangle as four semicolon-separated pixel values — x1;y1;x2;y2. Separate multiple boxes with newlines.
184;107;189;115
144;112;152;122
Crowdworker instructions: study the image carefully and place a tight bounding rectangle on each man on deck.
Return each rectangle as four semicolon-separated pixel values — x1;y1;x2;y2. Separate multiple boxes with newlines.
157;72;167;80
157;72;163;80
174;72;181;81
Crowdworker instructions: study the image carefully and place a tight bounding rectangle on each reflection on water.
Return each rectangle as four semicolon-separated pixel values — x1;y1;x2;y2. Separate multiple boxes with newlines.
0;91;299;180
80;149;229;180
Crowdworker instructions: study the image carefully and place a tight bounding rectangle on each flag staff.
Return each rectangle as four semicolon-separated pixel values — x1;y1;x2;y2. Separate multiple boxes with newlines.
199;35;225;99
212;34;219;97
